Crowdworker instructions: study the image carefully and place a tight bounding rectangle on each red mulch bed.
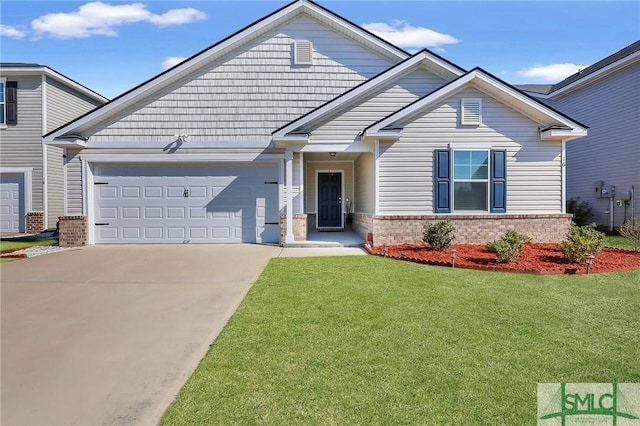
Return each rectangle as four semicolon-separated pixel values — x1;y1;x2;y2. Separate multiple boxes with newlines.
365;243;640;274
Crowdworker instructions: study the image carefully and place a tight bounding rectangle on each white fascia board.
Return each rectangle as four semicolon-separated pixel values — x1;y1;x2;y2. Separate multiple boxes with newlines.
540;128;588;142
543;50;640;99
84;140;273;149
0;67;108;103
361;129;403;143
297;142;372;153
273;134;310;148
274;52;437;138
44;138;87;148
80;153;283;163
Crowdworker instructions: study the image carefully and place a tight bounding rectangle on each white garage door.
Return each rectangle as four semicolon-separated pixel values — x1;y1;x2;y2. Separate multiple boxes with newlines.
94;163;280;244
0;174;24;233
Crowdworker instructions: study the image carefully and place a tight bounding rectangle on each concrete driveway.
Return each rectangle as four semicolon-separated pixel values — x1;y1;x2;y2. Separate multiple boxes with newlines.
1;244;279;426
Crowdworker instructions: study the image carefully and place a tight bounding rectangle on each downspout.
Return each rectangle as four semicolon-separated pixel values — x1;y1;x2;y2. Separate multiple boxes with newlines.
561;139;567;214
41;75;48;228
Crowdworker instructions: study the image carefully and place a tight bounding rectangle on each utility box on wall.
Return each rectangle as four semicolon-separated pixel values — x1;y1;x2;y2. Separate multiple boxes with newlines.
594;181;604;198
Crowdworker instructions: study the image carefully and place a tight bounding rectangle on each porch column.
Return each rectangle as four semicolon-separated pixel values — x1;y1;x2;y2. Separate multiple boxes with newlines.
285;150;294;243
298;152;304;214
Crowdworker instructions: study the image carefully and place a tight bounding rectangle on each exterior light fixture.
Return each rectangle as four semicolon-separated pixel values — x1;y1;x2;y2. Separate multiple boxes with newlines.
450;249;457;268
585;253;595;274
330;152;336;157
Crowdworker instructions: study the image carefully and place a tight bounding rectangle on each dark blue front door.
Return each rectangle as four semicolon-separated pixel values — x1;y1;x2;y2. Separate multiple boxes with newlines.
318;172;342;228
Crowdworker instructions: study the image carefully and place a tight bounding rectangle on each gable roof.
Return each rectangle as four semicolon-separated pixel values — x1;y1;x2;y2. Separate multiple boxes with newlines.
364;67;589;142
44;0;409;144
0;63;108;103
273;49;466;138
543;40;640;98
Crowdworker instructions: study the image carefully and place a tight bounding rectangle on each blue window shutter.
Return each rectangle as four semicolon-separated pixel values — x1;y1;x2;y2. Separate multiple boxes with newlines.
434;150;451;213
491;150;507;213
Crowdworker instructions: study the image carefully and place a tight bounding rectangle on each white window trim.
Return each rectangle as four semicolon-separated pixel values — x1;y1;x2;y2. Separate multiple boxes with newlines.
0;77;7;128
461;98;482;126
451;148;490;213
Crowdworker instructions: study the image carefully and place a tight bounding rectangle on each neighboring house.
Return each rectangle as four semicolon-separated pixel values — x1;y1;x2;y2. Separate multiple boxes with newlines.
45;0;588;246
0;64;107;233
521;41;639;230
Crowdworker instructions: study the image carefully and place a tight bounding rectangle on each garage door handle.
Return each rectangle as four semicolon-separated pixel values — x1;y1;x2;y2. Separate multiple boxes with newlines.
95;223;110;226
265;222;278;225
94;182;109;185
264;181;278;185
183;189;189;198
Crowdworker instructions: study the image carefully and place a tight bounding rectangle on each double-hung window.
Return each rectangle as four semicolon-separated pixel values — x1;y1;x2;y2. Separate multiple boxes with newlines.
453;150;489;211
435;148;506;213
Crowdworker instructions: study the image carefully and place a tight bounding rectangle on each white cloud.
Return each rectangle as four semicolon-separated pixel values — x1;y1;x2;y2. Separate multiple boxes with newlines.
31;2;206;39
162;56;187;70
148;8;206;27
362;20;459;50
517;63;589;81
0;24;27;39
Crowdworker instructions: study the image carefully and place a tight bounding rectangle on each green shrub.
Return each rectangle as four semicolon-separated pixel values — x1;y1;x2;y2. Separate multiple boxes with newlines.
562;223;605;263
618;216;640;251
423;220;456;250
486;230;532;263
566;198;593;226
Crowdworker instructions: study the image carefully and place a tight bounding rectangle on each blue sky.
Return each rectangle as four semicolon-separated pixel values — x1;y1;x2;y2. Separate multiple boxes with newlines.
1;1;638;99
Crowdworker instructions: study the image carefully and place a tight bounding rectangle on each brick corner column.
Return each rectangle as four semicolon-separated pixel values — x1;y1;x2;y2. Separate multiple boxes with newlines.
58;216;88;247
26;211;45;234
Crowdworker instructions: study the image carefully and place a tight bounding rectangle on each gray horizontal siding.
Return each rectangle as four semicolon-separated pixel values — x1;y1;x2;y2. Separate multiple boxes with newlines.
46;78;103;133
378;88;562;215
0;75;44;212
548;60;640;227
309;68;447;140
91;15;397;143
65;149;83;215
354;152;374;214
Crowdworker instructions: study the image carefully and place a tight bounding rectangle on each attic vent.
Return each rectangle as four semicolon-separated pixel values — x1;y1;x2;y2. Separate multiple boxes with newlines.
293;40;313;65
461;98;482;125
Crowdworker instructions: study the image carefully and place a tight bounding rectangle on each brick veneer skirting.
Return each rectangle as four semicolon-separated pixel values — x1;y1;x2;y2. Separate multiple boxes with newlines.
352;213;374;240
58;215;88;247
26;211;45;234
280;214;308;245
367;214;573;246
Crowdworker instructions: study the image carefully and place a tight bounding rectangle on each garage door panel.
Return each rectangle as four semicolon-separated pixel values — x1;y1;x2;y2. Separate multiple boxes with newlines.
94;163;278;243
144;207;163;219
145;187;163;198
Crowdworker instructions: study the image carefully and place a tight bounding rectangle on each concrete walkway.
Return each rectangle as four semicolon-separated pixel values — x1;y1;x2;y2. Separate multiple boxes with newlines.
0;244;366;425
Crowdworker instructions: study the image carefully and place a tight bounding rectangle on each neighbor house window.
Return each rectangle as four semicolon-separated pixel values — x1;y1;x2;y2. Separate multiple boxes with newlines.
0;78;5;125
0;79;17;126
434;149;506;214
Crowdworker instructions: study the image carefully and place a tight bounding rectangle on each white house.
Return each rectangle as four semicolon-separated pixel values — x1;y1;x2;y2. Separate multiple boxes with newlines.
44;0;588;246
523;41;639;230
0;64;107;233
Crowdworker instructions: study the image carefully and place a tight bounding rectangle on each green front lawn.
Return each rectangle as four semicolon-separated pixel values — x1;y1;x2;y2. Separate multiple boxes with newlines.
604;235;638;250
161;256;640;425
0;238;58;252
0;238;58;263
